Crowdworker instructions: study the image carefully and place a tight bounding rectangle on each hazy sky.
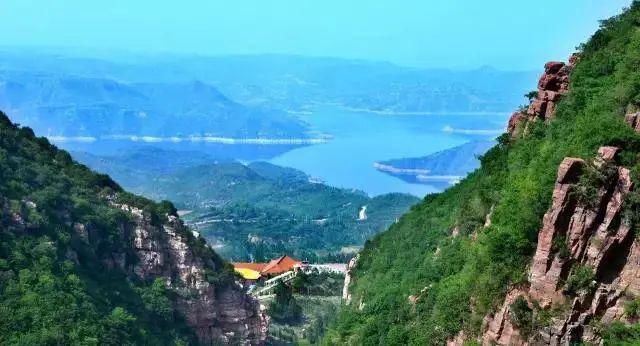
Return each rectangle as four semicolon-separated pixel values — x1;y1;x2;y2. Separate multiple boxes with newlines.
0;0;631;69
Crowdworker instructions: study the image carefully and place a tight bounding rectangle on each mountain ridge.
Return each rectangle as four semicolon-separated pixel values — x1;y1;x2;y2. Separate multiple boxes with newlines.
0;111;265;344
0;70;309;139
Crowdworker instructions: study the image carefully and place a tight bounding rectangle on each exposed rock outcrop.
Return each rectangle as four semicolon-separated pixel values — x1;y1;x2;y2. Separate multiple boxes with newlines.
343;254;360;304
625;112;640;132
482;289;530;346
482;147;640;345
508;56;578;137
447;331;467;346
113;202;266;345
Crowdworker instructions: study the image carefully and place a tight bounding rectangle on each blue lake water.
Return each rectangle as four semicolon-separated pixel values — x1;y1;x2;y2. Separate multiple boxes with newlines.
271;108;509;196
55;107;509;197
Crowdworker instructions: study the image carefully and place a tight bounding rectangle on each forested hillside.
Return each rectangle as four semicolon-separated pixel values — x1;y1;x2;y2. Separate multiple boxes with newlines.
329;3;640;345
0;112;263;344
75;150;419;261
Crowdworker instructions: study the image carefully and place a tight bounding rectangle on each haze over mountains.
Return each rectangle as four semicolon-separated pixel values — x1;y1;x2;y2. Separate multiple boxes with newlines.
374;140;496;188
0;70;310;140
0;49;536;260
0;50;533;195
0;49;534;266
1;0;636;344
0;50;538;115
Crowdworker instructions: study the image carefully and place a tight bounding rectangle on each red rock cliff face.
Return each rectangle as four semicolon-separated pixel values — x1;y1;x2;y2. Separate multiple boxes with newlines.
507;56;578;137
481;147;640;345
108;203;267;345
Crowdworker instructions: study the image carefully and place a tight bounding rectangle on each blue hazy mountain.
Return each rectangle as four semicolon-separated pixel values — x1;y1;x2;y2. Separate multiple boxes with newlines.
374;140;495;188
0;70;310;139
0;50;538;114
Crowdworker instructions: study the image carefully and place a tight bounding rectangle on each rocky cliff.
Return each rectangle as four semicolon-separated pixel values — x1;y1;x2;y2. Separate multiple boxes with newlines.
480;51;640;346
112;202;267;344
481;146;640;345
342;254;359;304
326;5;640;345
508;56;577;137
0;111;266;345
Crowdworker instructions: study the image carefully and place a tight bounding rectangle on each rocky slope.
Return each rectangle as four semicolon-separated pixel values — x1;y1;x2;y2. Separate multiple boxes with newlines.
482;147;637;345
0;111;266;344
112;202;267;344
330;4;640;345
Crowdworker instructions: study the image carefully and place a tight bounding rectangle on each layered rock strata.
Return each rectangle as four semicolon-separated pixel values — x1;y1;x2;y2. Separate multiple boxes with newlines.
482;147;640;345
111;202;266;345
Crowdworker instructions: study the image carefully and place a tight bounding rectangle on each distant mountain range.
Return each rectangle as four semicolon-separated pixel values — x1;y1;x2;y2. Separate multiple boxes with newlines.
0;70;311;139
0;51;538;114
374;140;495;187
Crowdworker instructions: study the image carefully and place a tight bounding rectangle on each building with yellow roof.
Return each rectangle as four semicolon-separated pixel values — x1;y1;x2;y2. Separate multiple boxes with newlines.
234;267;262;280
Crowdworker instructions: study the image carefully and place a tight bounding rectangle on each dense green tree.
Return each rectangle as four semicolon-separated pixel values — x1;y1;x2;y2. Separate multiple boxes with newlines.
269;280;303;323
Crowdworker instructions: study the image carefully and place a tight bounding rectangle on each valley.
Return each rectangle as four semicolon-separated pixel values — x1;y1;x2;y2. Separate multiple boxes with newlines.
74;148;419;262
2;1;636;345
0;48;532;345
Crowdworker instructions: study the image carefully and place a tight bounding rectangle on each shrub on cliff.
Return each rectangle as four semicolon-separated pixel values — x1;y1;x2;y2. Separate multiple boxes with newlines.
269;280;303;323
602;321;640;345
565;265;596;296
509;296;533;338
0;112;210;344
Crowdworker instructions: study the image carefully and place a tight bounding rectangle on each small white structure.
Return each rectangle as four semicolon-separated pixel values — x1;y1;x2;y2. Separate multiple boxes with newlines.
309;263;348;274
358;206;367;221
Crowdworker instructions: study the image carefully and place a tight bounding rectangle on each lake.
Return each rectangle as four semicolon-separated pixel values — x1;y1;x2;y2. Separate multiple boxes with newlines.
270;107;508;196
54;107;508;197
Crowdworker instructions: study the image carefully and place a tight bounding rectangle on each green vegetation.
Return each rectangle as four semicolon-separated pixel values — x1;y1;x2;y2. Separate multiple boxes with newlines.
76;151;419;262
602;321;640;345
326;3;640;344
0;112;231;344
269;281;303;324
292;270;344;296
564;265;596;296
571;161;617;208
268;296;341;345
169;164;418;261
267;271;344;344
625;297;640;319
525;90;539;101
509;297;533;339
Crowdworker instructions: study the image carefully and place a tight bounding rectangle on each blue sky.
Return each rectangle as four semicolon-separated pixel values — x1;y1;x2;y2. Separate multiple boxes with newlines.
0;0;631;69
